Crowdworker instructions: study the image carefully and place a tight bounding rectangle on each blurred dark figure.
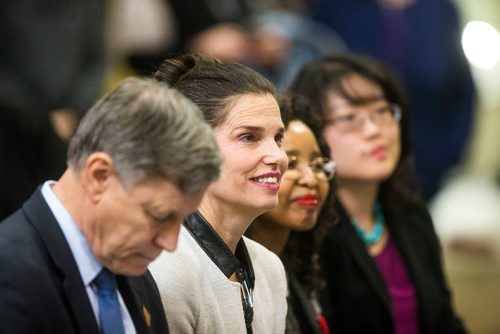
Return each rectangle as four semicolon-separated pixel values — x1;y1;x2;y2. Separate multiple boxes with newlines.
245;1;346;91
127;0;261;74
125;0;345;91
0;0;105;219
308;0;476;200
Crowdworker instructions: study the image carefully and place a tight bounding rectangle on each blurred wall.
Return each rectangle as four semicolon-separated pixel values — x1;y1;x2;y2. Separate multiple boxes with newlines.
454;0;500;176
437;3;500;333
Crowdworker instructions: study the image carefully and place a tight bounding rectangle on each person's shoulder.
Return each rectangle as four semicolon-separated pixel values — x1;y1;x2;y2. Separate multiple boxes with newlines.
0;209;40;261
149;225;201;275
0;208;28;233
0;213;56;305
242;236;286;278
397;196;433;224
243;236;280;262
385;194;437;238
147;226;203;319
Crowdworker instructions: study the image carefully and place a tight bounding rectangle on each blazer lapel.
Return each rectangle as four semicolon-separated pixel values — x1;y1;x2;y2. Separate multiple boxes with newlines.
337;203;392;314
385;202;430;324
23;189;100;333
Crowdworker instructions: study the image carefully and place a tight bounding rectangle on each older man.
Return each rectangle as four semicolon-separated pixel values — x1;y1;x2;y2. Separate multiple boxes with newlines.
0;77;222;334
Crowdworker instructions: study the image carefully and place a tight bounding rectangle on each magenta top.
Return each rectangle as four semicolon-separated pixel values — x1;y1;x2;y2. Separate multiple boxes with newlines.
373;237;419;334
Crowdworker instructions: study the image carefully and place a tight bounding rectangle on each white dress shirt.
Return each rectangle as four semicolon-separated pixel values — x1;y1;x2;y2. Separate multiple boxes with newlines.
41;181;136;334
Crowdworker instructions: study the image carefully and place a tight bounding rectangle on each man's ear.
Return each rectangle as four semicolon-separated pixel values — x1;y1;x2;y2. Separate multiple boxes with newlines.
81;152;115;203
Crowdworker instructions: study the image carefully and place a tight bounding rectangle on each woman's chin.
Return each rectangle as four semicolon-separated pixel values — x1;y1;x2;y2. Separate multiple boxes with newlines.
254;200;279;215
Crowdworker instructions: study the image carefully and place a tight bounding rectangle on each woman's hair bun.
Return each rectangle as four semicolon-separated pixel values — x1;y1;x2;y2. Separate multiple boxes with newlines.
153;55;198;87
153;54;218;87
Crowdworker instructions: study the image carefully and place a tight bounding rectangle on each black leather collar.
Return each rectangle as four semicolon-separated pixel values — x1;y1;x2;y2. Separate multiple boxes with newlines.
184;211;255;289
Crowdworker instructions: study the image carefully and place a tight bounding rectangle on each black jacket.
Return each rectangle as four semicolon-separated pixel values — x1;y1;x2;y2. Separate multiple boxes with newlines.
0;188;168;334
285;264;325;334
319;195;467;334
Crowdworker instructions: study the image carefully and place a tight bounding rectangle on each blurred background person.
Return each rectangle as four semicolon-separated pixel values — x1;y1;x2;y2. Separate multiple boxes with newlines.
290;54;467;334
120;0;262;74
0;0;106;220
244;1;346;91
307;0;477;200
149;54;289;333
247;94;336;334
107;0;345;91
0;77;222;333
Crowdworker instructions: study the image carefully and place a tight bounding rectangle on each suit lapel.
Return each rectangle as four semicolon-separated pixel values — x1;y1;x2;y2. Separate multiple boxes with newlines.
117;276;150;334
23;189;100;333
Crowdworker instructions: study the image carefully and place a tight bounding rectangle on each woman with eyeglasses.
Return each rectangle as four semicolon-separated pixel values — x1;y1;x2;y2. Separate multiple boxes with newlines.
148;54;289;333
289;54;467;334
247;94;336;334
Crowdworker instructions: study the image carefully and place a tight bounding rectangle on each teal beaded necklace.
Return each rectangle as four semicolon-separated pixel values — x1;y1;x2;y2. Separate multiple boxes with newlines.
350;202;384;245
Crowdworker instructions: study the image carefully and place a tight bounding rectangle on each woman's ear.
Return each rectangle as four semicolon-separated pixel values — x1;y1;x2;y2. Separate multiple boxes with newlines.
81;152;114;203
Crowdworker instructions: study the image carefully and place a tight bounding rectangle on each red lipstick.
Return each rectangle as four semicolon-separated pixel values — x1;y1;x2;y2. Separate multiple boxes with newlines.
294;194;319;206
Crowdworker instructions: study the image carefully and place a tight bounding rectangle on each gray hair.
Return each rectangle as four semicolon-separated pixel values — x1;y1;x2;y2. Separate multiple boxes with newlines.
68;77;222;194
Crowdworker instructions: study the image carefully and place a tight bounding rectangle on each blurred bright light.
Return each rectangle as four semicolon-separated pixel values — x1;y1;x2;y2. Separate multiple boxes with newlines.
462;21;500;70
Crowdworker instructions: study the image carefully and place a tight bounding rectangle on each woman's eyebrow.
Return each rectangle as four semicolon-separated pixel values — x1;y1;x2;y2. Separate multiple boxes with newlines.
285;149;299;156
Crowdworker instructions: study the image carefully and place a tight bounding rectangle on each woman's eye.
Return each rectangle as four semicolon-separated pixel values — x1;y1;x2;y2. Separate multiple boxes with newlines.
287;157;298;169
377;106;391;115
275;133;284;146
312;160;324;171
239;134;256;142
336;114;356;123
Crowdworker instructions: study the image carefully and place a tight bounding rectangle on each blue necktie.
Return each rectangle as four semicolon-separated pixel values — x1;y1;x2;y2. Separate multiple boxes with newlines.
93;268;126;334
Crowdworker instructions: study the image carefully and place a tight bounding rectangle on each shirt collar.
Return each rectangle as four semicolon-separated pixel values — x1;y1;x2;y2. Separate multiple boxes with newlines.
41;181;102;285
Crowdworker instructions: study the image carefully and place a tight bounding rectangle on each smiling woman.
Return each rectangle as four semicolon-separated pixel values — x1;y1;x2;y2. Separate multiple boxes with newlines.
247;93;336;334
148;54;289;333
208;93;286;214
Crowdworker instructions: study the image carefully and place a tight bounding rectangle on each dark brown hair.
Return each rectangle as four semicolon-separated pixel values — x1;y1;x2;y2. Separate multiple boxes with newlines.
153;54;276;128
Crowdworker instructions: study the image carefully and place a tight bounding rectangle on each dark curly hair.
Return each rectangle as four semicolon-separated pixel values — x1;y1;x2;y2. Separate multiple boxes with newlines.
245;93;337;295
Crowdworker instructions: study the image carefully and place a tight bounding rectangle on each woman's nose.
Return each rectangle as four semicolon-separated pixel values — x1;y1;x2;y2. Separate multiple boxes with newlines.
297;164;320;187
262;140;288;170
361;116;382;137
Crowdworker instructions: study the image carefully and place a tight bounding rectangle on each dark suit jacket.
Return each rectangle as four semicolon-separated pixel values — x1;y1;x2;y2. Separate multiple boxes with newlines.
319;195;467;334
0;188;168;334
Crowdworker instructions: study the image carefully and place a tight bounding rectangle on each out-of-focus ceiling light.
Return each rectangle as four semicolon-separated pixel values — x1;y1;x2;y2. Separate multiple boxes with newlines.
462;21;500;70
